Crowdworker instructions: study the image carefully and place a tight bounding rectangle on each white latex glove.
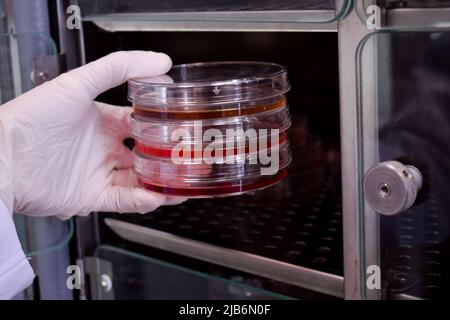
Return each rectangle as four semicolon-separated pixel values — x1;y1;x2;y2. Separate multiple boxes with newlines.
0;51;186;219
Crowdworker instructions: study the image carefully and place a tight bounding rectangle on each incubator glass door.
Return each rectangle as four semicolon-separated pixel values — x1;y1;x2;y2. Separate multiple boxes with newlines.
92;245;293;300
357;31;450;299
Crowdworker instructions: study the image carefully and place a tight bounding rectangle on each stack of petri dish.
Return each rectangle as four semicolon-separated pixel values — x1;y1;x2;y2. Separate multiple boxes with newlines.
128;61;292;198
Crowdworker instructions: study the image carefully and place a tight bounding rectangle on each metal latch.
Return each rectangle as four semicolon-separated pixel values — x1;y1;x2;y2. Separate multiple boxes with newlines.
363;160;423;216
32;54;67;85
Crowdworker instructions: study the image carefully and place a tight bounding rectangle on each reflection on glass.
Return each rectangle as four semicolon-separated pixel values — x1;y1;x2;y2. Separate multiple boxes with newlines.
359;32;450;299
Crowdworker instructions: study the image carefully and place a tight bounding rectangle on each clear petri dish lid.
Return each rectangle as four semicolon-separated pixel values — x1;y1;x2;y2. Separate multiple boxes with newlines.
130;106;291;144
128;61;290;109
134;131;289;159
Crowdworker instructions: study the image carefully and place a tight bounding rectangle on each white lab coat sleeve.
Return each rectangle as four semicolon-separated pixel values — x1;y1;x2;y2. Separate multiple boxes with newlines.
0;197;35;299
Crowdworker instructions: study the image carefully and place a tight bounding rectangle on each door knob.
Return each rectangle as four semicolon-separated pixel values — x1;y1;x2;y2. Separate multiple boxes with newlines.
363;161;423;216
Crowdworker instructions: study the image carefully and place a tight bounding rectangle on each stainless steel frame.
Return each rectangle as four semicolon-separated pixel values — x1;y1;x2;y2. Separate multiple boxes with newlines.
337;0;379;300
105;218;344;298
55;0;84;69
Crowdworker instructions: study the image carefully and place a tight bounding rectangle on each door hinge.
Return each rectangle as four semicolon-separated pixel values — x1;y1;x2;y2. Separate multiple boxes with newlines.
78;256;114;300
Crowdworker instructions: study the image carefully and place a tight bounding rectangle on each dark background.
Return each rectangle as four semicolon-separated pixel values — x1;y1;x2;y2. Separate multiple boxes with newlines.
83;23;341;149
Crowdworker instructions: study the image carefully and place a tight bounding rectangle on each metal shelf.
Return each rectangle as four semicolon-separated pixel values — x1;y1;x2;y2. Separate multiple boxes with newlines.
85;11;339;32
105;219;344;298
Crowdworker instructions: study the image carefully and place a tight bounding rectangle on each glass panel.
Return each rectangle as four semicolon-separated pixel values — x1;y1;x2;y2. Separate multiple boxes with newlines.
0;32;57;254
74;0;349;24
356;0;450;30
357;31;450;299
94;245;293;300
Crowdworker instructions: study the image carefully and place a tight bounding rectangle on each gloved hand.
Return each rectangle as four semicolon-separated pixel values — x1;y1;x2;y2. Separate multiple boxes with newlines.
0;51;186;219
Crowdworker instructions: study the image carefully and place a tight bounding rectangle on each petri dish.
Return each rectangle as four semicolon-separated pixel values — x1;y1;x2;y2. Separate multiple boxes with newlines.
128;61;292;198
128;61;290;120
134;131;288;158
130;106;291;157
133;141;292;198
137;169;289;197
